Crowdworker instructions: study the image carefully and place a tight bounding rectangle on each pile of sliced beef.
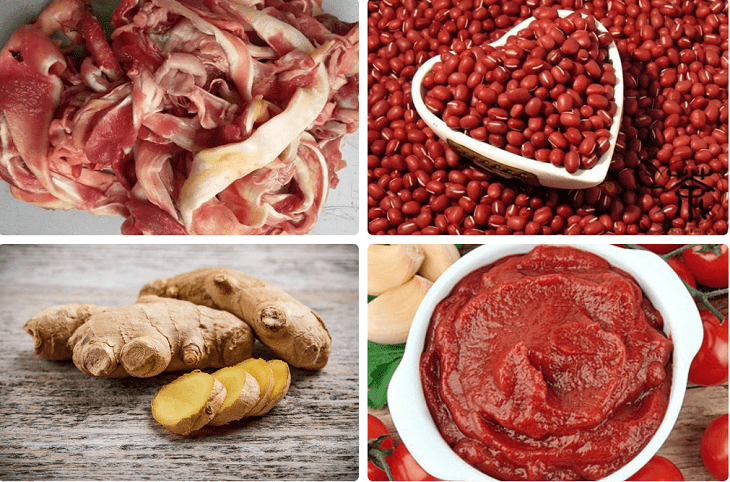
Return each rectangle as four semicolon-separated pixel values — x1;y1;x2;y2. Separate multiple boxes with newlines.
0;0;358;234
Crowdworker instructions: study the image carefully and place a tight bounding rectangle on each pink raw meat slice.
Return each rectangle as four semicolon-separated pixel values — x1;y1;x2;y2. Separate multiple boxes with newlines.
0;0;358;234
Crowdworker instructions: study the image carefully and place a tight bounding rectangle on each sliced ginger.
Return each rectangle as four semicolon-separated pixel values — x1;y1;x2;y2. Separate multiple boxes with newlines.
253;359;291;416
238;358;275;416
151;370;226;436
209;365;261;426
151;359;291;434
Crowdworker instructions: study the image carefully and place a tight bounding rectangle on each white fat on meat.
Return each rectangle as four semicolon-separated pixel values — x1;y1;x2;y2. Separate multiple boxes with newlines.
179;59;330;228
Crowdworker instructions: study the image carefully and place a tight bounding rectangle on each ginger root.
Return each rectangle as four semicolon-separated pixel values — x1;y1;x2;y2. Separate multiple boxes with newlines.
25;303;108;360
153;359;291;434
25;296;255;377
151;370;226;436
139;268;331;370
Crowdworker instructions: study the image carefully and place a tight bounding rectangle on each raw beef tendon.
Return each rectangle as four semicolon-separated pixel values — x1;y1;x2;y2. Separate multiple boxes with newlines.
0;0;358;234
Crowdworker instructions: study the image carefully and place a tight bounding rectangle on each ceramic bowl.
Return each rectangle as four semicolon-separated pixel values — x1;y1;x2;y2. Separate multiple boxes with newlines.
411;11;624;189
388;244;703;481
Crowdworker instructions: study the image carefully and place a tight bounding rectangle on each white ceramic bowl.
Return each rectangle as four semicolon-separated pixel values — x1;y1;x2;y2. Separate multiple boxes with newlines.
388;244;703;481
411;11;624;190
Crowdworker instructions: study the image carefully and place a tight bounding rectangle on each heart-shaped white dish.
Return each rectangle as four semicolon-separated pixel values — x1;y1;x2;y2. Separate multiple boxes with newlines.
412;10;624;189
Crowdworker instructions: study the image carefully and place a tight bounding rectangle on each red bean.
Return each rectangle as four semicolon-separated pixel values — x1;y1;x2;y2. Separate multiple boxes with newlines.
369;218;389;234
579;136;596;156
459;196;476;213
561;38;580;55
448;72;468;85
548;132;569;149
565;127;583;146
368;183;386;200
430;194;450;212
507;88;531;104
556;93;574;112
445;206;465;224
459;114;481;130
424;97;445;114
558;111;580;128
618;168;637;190
396;222;419;235
587;94;609;110
583;219;606;235
415;211;434;229
506;215;527;231
485;120;507;135
563;151;580;173
445;183;466;199
470;126;488;141
623;205;642;225
401;200;420;215
486;214;505;229
387;208;405;226
426;180;445;195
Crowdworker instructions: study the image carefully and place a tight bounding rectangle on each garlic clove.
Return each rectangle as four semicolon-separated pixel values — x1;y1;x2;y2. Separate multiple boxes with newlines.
368;275;433;344
418;244;461;282
368;244;425;296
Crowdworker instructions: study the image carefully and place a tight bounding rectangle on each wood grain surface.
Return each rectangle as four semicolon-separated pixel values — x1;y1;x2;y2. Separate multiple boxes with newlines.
0;244;359;481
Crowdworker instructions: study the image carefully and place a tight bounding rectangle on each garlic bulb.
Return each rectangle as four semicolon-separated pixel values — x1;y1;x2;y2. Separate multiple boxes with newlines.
418;244;461;282
368;245;425;296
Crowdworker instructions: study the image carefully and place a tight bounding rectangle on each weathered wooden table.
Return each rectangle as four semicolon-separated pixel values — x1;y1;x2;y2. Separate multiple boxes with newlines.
0;244;359;480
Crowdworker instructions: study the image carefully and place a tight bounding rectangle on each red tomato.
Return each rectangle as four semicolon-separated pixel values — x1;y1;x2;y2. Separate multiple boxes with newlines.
689;309;729;386
681;245;729;288
627;455;685;481
386;442;441;481
638;244;684;254
701;414;729;481
667;257;697;288
368;414;394;481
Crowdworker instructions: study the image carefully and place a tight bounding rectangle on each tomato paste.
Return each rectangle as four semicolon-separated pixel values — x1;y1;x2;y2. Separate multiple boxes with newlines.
420;246;673;481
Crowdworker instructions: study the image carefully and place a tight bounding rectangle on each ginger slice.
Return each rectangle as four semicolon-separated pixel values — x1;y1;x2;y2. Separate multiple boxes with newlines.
250;359;291;417
208;365;261;426
235;358;275;416
151;370;226;436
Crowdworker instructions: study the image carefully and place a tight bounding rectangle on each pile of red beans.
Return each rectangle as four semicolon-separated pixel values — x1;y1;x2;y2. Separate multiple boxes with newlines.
421;8;616;172
367;0;729;235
